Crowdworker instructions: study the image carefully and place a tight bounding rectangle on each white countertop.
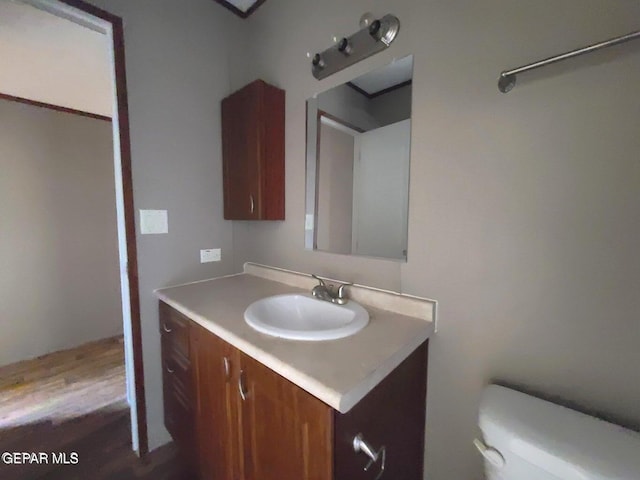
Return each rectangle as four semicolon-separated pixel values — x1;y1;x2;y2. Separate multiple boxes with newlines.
155;264;436;413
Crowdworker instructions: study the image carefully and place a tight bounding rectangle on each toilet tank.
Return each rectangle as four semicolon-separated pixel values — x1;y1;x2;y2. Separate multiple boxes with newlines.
477;385;640;480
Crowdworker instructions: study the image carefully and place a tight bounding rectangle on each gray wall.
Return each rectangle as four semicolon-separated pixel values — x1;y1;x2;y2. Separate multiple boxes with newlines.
232;1;640;478
0;99;122;366
71;0;640;475
85;0;246;449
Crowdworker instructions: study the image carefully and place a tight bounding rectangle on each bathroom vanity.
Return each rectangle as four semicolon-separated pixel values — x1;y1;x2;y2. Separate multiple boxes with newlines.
156;264;435;480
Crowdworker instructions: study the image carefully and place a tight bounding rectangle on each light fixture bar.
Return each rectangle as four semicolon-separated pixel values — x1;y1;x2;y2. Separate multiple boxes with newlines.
311;14;400;80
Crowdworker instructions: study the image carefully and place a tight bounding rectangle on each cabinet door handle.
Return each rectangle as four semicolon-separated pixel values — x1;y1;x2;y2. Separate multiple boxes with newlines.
249;194;255;214
166;365;175;374
223;356;231;380
353;433;386;479
238;369;249;401
162;322;172;333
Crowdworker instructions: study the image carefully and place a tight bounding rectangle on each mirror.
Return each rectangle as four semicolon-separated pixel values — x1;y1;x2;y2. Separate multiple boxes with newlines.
305;55;413;261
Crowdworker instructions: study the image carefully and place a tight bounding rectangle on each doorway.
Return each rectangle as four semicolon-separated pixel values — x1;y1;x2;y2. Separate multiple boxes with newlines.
0;0;146;455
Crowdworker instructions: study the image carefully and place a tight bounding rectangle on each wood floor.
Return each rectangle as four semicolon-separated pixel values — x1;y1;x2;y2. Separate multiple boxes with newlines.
0;336;194;480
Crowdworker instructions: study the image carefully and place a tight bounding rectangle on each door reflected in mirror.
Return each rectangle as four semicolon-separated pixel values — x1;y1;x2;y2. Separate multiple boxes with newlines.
305;55;412;261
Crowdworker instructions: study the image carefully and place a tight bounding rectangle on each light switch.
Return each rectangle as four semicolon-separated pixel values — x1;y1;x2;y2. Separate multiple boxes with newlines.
200;248;221;263
140;210;168;234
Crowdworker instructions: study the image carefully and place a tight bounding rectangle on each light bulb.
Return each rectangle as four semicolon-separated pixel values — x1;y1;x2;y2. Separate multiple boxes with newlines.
359;12;375;29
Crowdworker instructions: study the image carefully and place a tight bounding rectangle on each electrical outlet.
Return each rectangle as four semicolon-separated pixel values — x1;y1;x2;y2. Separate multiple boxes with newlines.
200;248;221;263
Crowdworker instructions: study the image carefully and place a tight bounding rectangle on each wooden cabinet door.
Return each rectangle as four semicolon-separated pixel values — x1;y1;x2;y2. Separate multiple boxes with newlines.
221;79;285;220
222;81;261;220
191;325;242;480
238;352;333;480
333;342;428;480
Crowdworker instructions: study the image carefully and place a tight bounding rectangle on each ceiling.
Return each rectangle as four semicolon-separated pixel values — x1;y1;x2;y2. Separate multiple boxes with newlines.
0;1;112;117
350;55;413;96
225;0;259;13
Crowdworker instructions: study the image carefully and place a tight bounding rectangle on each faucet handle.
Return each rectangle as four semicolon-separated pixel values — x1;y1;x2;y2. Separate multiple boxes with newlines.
336;282;353;300
311;274;326;287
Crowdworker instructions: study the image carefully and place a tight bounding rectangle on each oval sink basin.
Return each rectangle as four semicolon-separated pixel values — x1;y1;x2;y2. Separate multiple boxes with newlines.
244;294;369;341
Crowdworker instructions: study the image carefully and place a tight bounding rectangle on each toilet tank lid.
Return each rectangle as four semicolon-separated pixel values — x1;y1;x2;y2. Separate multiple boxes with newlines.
478;385;640;480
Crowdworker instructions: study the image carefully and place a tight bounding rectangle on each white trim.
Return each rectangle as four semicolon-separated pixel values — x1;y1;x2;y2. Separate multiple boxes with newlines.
19;0;110;34
320;114;360;137
19;0;141;455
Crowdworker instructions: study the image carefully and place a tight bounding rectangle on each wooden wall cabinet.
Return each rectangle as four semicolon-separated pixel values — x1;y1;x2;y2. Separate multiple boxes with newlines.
221;79;285;220
160;301;428;480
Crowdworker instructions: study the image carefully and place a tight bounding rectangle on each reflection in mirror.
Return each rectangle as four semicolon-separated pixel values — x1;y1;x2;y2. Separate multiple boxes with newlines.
305;55;413;261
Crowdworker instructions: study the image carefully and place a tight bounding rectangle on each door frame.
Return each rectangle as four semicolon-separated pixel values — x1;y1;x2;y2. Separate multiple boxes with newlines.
21;0;148;455
313;110;363;252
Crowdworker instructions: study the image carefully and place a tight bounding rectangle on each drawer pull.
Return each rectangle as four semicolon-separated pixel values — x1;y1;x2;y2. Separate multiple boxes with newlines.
250;194;255;214
162;323;172;333
166;365;175;374
353;433;386;479
238;370;249;401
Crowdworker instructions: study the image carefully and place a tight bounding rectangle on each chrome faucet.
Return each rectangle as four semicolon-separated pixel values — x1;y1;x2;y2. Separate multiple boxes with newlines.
311;274;352;305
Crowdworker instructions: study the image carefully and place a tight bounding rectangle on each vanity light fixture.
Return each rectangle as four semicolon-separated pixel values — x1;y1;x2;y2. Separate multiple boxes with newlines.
311;14;400;80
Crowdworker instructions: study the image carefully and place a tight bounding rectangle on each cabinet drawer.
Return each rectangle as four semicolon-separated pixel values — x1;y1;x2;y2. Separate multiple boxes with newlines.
159;302;190;358
164;387;195;465
162;345;193;445
162;351;192;402
164;385;192;434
